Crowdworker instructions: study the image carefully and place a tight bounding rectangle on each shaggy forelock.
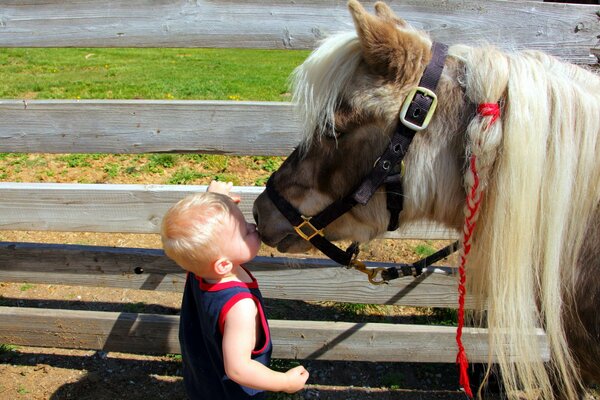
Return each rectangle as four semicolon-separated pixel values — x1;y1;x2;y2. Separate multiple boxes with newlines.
291;31;362;153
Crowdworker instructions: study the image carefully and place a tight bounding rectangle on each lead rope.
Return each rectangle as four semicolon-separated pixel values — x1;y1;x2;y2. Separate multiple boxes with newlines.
456;102;501;398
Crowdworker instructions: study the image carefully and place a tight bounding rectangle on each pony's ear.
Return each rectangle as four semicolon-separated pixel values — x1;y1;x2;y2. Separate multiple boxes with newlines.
374;1;407;27
348;0;429;82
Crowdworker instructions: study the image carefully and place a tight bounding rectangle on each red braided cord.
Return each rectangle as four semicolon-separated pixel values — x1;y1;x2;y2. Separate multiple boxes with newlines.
456;154;481;398
456;102;499;397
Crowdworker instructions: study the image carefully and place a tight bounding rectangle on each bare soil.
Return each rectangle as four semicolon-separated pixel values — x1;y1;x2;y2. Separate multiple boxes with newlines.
0;154;595;399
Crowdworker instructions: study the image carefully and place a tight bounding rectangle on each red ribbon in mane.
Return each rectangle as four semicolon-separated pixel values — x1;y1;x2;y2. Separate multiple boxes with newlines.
477;103;501;127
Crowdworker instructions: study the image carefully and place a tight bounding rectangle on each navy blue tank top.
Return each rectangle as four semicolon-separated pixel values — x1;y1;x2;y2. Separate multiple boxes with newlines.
179;268;272;399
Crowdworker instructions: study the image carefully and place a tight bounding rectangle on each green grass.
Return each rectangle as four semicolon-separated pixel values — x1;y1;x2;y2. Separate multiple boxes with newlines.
17;385;29;395
165;353;182;361
0;48;309;101
414;307;458;326
381;371;406;389
413;242;436;257
0;343;18;354
19;284;34;292
103;163;120;178
123;302;146;313
167;168;210;185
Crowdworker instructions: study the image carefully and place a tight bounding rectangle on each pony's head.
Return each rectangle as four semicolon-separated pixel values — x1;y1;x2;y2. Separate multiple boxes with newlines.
253;0;469;253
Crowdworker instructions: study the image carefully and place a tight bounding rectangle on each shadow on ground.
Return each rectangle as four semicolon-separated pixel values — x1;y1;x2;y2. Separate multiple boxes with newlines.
0;346;504;400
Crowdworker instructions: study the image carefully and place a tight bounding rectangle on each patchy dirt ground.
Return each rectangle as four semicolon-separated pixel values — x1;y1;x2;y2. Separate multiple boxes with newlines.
0;346;472;400
1;153;598;399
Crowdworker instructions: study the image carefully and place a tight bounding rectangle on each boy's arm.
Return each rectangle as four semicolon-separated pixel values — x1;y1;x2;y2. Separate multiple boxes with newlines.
222;299;309;393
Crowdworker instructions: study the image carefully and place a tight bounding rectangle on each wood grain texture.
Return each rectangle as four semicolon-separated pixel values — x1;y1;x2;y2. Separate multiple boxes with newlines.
0;100;299;156
0;1;598;63
0;306;549;363
0;183;459;239
0;242;470;308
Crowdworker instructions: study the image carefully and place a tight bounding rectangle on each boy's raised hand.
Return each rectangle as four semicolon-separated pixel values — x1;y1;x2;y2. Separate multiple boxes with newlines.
207;180;241;203
283;365;310;393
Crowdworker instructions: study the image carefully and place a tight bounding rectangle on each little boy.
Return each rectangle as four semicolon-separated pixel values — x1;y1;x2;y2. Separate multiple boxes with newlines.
161;180;309;399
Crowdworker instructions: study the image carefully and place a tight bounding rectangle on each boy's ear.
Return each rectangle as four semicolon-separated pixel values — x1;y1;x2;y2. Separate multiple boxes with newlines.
212;257;233;276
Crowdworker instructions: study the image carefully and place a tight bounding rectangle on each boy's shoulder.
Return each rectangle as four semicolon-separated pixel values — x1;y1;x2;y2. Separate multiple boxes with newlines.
224;291;259;319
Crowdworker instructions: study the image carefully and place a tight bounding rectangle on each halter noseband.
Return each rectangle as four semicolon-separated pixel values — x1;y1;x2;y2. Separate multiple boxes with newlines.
266;42;456;283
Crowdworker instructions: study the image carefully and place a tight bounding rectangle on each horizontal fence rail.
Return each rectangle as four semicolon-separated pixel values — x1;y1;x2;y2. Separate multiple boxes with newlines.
0;100;300;156
0;242;470;308
0;1;598;64
0;183;459;240
0;306;549;363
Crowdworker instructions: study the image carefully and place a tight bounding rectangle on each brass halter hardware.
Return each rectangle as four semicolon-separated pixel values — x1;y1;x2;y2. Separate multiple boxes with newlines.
348;259;388;285
294;216;324;241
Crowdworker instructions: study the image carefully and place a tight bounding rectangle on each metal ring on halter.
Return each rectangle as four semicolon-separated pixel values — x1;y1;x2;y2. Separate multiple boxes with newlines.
348;259;389;285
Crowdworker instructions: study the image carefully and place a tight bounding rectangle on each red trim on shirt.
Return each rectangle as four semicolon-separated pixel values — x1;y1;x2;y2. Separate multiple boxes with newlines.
197;266;259;292
218;293;271;356
253;298;271;355
218;292;253;334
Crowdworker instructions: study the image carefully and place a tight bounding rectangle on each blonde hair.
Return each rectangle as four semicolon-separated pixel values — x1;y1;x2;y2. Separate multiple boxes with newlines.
160;192;237;272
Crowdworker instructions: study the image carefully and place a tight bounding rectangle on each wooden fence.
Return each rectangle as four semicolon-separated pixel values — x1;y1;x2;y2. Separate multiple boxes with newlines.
1;0;598;367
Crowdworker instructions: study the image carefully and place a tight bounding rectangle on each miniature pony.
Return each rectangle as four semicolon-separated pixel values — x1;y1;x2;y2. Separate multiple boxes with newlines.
253;1;600;398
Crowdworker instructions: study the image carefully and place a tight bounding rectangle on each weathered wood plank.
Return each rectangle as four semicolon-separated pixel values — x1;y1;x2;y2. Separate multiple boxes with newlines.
0;100;299;156
0;1;597;64
0;306;549;363
0;183;459;240
0;242;469;308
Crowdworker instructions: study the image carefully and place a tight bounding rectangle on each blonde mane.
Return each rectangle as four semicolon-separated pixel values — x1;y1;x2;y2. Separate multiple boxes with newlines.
455;45;600;398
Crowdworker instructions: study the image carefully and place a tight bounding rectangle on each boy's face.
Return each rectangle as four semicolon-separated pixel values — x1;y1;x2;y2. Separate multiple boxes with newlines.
216;205;261;266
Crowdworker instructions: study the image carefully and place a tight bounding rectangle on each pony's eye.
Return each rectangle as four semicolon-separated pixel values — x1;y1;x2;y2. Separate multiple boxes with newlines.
323;121;345;139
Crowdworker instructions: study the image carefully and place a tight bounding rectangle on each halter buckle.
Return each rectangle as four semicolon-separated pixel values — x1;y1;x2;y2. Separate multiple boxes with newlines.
294;216;324;241
399;86;438;131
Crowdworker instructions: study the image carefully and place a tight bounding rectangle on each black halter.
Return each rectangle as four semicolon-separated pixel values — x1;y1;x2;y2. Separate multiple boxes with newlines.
266;42;457;283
